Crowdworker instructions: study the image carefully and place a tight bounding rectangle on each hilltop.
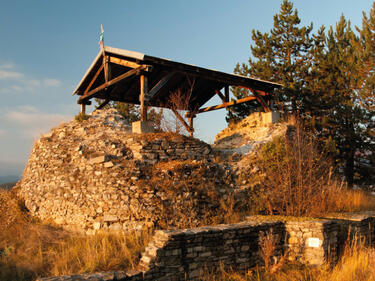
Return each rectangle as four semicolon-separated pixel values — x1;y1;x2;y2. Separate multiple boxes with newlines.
15;109;290;233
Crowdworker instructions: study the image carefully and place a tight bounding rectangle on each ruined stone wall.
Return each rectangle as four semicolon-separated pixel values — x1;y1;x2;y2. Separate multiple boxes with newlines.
17;109;232;233
325;213;375;254
37;214;375;281
38;220;285;281
286;220;339;265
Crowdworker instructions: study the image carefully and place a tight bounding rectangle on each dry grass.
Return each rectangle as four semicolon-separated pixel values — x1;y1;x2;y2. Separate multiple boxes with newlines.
201;243;375;281
0;189;152;281
250;124;375;217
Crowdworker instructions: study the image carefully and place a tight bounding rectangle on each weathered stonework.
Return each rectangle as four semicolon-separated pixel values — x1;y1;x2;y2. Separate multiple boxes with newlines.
37;214;375;281
16;109;239;233
324;212;375;254
285;220;339;265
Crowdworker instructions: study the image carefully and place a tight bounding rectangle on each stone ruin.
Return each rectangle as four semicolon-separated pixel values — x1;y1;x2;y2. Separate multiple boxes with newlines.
16;108;290;233
38;212;375;281
16;109;244;233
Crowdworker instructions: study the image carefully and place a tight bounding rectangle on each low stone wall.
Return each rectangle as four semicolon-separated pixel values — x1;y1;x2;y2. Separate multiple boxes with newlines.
324;212;375;255
139;221;285;280
126;135;212;164
37;213;375;281
38;221;285;281
286;220;339;265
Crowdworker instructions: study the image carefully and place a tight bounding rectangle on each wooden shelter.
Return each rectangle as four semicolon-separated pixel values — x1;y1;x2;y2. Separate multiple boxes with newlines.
73;46;281;135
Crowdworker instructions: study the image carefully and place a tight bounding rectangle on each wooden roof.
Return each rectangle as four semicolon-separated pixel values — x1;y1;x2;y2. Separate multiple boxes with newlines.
73;46;281;112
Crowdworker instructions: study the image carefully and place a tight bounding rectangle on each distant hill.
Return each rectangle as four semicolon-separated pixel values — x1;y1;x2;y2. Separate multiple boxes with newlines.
0;182;17;189
0;175;19;185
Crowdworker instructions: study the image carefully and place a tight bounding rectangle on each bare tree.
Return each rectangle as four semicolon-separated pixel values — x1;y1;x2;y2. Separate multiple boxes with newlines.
161;76;196;135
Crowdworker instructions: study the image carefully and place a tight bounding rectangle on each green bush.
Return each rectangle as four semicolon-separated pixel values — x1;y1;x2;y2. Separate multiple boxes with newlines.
74;112;89;122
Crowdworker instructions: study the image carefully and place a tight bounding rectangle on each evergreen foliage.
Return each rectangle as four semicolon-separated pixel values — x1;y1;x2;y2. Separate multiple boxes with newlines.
227;0;312;122
230;0;375;186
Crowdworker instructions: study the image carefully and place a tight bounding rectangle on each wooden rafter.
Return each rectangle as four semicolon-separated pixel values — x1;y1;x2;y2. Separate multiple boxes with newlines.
83;64;104;95
122;77;139;101
109;57;141;69
146;72;175;101
78;65;147;104
215;89;226;102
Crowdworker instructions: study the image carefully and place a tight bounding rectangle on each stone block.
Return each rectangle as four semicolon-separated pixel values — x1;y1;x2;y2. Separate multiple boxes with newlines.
93;221;101;230
132;121;155;134
261;111;280;125
103;215;119;222
104;161;114;168
88;154;109;164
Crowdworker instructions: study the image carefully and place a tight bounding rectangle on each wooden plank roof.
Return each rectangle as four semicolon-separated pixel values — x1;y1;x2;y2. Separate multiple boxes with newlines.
73;46;281;112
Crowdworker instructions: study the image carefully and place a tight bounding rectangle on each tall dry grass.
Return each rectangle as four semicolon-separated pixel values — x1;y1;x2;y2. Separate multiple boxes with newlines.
201;243;375;281
0;189;152;281
252;124;375;217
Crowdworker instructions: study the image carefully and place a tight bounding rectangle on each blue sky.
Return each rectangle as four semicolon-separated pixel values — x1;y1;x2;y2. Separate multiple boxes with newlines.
0;0;373;176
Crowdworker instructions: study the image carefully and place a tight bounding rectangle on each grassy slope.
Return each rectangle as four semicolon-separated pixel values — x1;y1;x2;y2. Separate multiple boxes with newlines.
0;189;152;281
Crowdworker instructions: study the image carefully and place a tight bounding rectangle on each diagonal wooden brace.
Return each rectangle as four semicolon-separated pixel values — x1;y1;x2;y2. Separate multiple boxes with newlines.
78;65;148;104
171;108;193;134
215;89;226;102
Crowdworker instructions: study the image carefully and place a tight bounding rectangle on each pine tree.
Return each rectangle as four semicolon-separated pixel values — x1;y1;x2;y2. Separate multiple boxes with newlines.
227;0;312;122
359;2;375;113
308;15;374;186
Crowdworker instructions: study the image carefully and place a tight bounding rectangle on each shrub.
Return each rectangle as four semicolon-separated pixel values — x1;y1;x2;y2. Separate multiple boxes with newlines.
74;112;89;122
253;123;374;217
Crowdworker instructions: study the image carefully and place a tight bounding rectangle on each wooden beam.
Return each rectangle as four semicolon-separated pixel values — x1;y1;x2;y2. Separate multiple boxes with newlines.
78;66;146;104
146;72;175;101
224;85;229;102
96;99;110;110
189;95;258;115
140;74;148;121
237;86;272;97
83;64;104;95
146;56;281;91
234;86;272;112
171;108;191;134
103;56;109;83
248;89;270;112
80;104;86;115
107;56;111;81
122;78;139;100
188;115;194;137
215;89;226;102
109;57;141;69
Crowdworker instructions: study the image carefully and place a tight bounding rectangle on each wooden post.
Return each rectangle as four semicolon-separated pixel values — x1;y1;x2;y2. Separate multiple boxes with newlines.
80;104;86;115
224;85;229;102
188;114;194;137
140;74;148;121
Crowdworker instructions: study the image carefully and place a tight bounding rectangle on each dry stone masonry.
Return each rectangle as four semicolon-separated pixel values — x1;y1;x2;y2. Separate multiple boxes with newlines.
17;109;240;233
285;220;339;265
16;109;375;281
38;213;375;281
